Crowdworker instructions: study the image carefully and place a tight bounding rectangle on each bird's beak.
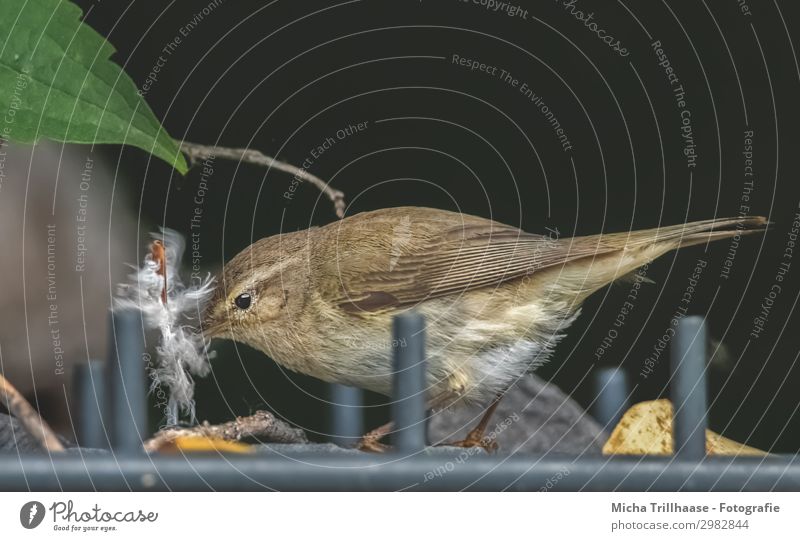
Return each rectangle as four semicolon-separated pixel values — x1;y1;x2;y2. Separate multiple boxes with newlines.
200;302;226;339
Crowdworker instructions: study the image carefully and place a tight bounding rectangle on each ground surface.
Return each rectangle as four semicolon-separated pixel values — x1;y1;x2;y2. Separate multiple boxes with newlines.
0;375;606;454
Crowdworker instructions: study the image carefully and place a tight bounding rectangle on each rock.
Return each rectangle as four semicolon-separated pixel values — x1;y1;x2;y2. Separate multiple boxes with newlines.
0;413;73;452
429;375;607;455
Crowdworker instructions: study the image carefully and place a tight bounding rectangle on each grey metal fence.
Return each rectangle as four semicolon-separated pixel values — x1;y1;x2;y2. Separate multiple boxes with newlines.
1;311;798;491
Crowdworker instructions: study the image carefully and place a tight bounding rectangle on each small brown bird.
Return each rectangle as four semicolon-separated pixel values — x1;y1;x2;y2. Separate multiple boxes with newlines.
202;207;766;451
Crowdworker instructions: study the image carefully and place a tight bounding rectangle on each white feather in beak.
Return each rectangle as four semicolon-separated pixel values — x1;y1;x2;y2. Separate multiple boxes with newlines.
114;228;215;426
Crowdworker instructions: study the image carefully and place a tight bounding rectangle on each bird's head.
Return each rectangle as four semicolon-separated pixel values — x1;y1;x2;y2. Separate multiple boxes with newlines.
201;231;313;351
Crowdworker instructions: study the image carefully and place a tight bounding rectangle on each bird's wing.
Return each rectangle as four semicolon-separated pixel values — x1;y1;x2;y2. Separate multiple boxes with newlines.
319;207;610;313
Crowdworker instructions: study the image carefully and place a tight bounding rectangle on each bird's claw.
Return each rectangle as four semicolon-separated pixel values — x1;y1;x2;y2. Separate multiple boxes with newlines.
357;437;391;453
437;434;499;453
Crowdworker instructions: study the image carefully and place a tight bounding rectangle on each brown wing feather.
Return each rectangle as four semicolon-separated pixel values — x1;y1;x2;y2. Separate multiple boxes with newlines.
321;207;611;313
320;208;767;314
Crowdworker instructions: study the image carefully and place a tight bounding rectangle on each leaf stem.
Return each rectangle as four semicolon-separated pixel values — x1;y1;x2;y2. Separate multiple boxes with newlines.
180;141;346;218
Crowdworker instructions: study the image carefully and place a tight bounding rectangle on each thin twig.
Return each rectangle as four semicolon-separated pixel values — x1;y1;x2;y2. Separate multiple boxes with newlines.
150;239;167;304
180;141;346;218
143;410;308;452
0;373;64;452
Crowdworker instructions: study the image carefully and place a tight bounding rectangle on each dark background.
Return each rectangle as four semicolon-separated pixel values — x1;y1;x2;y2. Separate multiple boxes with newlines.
74;0;800;452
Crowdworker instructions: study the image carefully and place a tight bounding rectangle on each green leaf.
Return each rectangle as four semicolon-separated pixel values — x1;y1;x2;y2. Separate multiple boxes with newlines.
0;0;188;173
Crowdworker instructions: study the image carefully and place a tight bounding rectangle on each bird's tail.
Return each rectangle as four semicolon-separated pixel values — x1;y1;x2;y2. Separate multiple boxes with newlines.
595;215;769;251
546;216;768;301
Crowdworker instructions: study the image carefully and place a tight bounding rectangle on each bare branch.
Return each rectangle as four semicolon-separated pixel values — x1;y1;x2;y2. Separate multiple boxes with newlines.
0;373;64;452
180;141;346;218
143;410;308;452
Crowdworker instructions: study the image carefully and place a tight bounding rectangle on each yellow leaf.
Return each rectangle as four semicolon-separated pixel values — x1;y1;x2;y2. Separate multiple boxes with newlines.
154;435;255;454
602;399;767;456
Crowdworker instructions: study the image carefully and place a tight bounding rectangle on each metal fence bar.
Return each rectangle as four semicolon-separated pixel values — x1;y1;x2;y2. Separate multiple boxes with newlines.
671;316;708;459
0;454;797;491
50;308;792;493
329;384;364;447
106;311;147;452
592;367;629;430
72;360;107;449
391;313;427;452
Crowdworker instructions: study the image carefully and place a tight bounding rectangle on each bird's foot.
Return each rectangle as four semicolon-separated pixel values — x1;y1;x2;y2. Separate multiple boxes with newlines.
437;430;499;453
357;436;390;453
356;421;394;453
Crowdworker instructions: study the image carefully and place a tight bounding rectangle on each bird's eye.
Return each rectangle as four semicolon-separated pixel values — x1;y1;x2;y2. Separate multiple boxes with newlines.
234;292;252;310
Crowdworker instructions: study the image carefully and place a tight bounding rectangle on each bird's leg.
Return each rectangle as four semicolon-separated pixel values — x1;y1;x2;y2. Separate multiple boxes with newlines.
357;421;394;453
437;393;505;452
356;390;453;452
